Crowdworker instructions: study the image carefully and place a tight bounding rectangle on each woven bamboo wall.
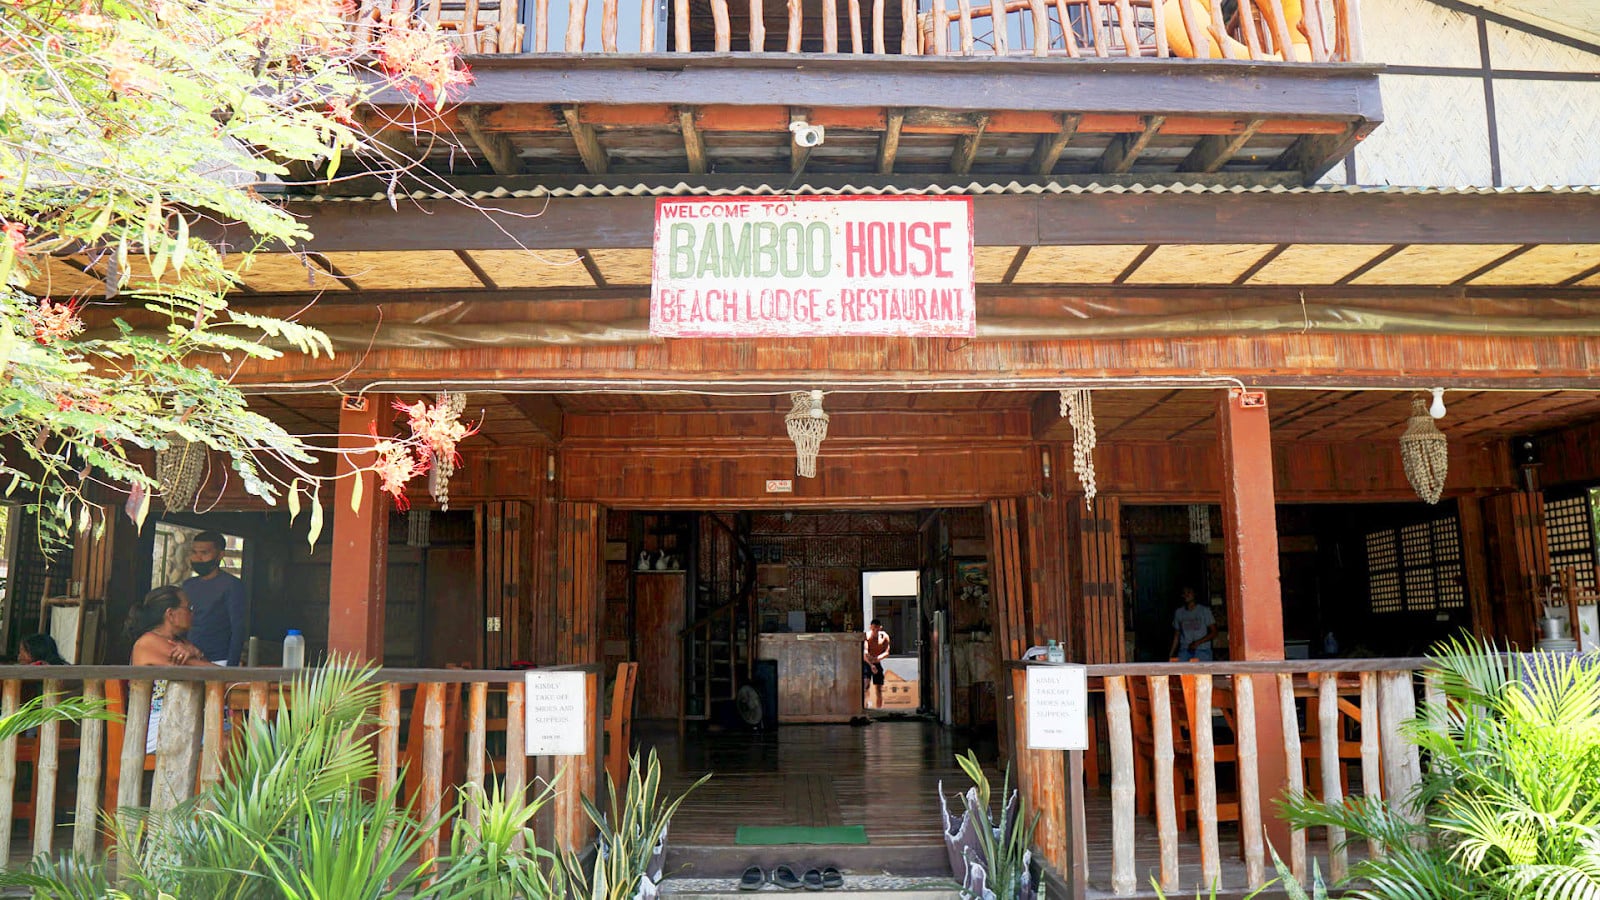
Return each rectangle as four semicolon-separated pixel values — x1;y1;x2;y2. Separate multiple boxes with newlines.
1347;0;1600;188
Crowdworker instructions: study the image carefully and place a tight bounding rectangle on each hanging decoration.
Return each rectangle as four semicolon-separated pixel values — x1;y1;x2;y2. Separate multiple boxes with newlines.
426;391;468;509
1400;395;1449;504
155;438;207;513
784;390;830;478
407;508;432;548
1060;389;1097;506
1188;504;1210;545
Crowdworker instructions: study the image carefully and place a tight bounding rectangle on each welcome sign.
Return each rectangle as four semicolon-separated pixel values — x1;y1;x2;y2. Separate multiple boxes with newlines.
650;197;975;338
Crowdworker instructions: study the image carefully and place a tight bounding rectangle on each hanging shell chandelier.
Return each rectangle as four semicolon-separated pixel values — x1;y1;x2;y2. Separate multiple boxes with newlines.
784;390;829;478
1400;395;1449;504
428;391;467;510
1060;389;1098;506
155;438;207;513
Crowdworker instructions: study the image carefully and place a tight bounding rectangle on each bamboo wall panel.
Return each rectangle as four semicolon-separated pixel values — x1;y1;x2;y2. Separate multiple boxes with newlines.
229;332;1600;387
562;442;1036;505
555;502;605;665
1072;495;1125;664
1483;491;1547;648
1539;418;1600;489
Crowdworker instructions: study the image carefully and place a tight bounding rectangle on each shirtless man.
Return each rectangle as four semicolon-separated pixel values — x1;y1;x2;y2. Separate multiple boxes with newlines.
862;619;891;710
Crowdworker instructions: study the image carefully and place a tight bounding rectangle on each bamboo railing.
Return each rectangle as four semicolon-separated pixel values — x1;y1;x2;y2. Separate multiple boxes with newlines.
393;0;1361;60
0;664;601;866
1013;658;1432;898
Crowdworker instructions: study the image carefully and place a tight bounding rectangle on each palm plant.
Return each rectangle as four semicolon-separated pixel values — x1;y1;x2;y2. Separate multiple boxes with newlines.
1284;638;1600;900
564;748;709;900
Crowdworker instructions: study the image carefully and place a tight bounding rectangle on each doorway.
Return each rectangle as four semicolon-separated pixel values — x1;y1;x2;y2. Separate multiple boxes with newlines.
862;569;922;711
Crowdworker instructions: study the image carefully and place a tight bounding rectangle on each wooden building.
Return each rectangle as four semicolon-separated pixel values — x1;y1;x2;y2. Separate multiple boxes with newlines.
8;0;1600;896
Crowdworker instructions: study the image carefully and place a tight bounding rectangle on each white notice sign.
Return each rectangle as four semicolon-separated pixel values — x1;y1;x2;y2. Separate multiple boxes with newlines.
524;671;587;756
1026;664;1089;751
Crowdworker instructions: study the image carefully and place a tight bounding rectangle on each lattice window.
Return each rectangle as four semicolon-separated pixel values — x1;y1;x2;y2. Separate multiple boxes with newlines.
1545;494;1598;593
1365;512;1465;613
1366;530;1403;613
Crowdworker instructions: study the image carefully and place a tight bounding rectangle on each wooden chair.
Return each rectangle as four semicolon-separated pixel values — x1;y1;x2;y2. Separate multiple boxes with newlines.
1177;675;1240;834
1128;677;1199;830
604;662;639;793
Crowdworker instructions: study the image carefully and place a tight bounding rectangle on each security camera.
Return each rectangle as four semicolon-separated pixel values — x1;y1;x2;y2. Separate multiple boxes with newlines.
789;120;825;148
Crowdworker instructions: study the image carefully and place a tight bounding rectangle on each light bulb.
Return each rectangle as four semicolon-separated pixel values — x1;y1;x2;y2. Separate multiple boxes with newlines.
1428;387;1446;419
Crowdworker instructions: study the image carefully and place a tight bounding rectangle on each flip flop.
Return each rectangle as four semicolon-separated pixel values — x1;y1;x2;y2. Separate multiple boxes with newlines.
739;866;766;891
772;865;804;890
803;869;825;891
821;867;844;890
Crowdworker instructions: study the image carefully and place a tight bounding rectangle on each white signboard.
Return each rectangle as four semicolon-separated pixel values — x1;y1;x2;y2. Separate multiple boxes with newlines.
524;671;587;756
651;196;975;338
1026;664;1089;751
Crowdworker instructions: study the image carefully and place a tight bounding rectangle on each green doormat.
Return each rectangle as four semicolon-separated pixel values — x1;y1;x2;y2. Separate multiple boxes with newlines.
734;825;869;845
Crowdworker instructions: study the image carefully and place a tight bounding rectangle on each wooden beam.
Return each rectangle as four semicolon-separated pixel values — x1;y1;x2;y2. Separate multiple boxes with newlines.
561;105;609;176
307;252;362;291
1099;116;1165;173
950;113;990;175
1030;113;1082;176
461;108;522;176
1273;121;1367;182
374;56;1385;122
678;107;707;175
454;250;499;289
206;192;1600;253
504;393;565;443
1178;118;1264;173
877;108;905;175
576;248;608;287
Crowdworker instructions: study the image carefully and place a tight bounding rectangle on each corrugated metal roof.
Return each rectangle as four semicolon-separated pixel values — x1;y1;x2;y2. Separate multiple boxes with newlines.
284;182;1600;202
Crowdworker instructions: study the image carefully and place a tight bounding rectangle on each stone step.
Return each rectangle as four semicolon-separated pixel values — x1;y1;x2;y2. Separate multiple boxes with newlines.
660;874;962;900
665;843;951;879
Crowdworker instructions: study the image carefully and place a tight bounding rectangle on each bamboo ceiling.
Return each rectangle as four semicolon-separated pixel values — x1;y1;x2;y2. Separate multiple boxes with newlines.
34;242;1600;296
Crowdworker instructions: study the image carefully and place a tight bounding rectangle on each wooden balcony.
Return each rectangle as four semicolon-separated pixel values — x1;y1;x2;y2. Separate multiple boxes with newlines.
337;0;1381;185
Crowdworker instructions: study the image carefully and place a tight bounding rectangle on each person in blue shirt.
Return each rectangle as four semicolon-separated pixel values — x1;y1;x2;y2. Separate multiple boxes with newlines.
181;530;247;666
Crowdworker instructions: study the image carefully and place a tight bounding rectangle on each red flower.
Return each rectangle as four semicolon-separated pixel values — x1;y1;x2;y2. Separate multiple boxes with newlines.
3;221;25;257
394;398;477;467
371;438;424;510
371;16;474;109
27;298;85;345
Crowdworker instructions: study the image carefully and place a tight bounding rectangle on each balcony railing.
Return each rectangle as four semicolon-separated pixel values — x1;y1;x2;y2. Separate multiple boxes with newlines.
380;0;1362;60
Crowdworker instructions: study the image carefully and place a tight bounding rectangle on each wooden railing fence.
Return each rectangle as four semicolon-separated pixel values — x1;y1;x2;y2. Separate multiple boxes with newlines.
1013;658;1433;899
0;664;601;866
378;0;1362;60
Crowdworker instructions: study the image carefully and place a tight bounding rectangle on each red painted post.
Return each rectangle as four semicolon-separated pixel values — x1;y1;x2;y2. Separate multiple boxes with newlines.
329;394;391;662
1216;388;1292;855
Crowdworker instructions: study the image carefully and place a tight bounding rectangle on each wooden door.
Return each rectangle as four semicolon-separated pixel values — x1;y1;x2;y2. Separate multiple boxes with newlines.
479;501;536;668
425;547;480;667
634;574;685;719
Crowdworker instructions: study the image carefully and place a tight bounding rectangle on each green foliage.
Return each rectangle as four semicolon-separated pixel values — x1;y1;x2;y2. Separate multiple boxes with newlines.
0;0;469;548
1284;639;1600;900
1148;844;1330;900
0;693;115;743
953;749;1038;900
565;748;709;900
2;662;579;900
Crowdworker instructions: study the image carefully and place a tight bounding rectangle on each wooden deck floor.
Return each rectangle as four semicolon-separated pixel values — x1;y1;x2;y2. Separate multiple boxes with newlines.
642;718;1351;899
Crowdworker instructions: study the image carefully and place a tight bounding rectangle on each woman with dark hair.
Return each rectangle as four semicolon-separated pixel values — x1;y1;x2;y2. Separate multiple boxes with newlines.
18;634;67;666
126;586;216;752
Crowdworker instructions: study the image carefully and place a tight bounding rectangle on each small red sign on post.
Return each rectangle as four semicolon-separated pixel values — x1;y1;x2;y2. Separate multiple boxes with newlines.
651;196;975;338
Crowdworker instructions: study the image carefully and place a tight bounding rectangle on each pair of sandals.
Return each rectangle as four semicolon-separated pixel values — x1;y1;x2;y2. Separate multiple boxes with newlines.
739;864;844;891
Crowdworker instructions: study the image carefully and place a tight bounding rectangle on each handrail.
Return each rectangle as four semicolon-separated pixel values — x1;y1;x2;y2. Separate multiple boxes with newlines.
1006;656;1434;675
398;0;1362;60
0;663;599;683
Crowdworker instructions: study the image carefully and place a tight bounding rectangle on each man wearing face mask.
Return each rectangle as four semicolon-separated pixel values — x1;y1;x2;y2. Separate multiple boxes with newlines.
182;530;247;666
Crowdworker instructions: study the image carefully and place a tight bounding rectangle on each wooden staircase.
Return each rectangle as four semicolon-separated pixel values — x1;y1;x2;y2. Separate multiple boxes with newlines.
682;513;757;723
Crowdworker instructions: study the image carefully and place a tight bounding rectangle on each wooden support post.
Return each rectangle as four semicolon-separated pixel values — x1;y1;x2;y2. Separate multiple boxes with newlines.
0;680;17;854
1216;388;1293;855
1317;674;1349;881
1148;675;1179;894
200;681;225;793
151;681;204;814
378;683;401;803
30;679;61;854
1456;495;1495;640
420;682;446;868
1378;670;1421;823
1104;676;1135;896
1012;669;1067;874
1277;673;1307;885
466;681;488;835
1192;675;1221;892
1358;670;1383;858
330;394;390;662
75;680;105;858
